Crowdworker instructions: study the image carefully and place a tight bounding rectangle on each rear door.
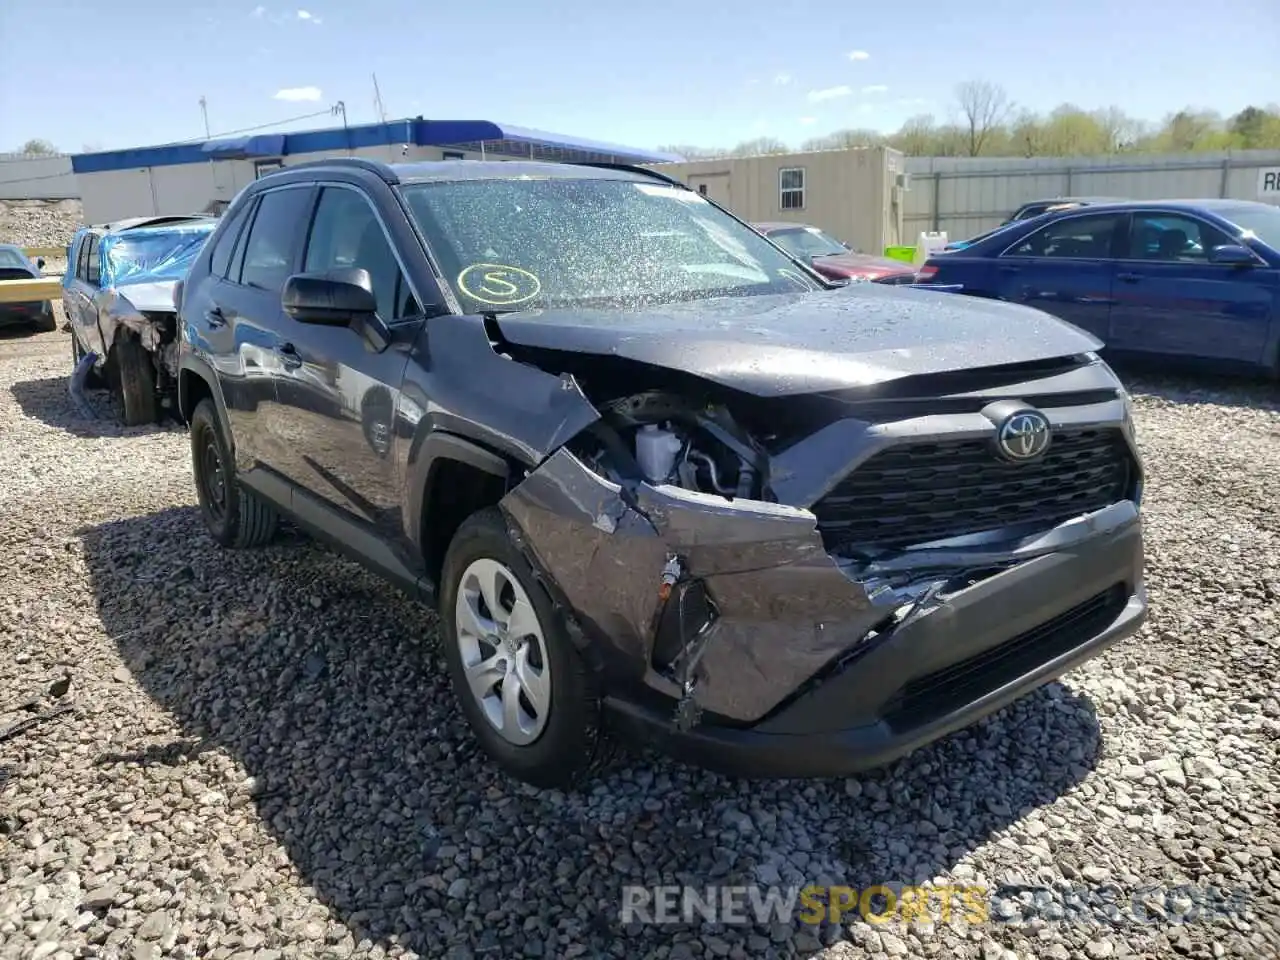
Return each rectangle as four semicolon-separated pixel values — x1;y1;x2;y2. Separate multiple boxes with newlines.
1107;211;1274;365
188;184;316;476
992;211;1125;341
65;233;108;358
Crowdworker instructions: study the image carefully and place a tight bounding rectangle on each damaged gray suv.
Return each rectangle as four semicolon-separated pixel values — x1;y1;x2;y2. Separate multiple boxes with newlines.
176;157;1147;787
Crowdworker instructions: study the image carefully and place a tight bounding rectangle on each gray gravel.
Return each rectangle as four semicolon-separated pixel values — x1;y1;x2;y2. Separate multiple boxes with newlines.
0;199;83;251
1;326;1278;960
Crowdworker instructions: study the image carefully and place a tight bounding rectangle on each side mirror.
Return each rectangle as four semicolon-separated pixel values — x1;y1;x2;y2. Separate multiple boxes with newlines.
282;268;378;325
1208;244;1256;267
36;257;45;270
841;241;851;250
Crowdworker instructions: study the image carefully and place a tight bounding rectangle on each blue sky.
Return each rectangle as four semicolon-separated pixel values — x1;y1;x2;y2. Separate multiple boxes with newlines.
2;0;1277;155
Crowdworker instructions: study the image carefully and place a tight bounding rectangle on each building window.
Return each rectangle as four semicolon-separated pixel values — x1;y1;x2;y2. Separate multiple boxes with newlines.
697;184;708;196
253;159;284;180
779;168;805;210
442;150;465;160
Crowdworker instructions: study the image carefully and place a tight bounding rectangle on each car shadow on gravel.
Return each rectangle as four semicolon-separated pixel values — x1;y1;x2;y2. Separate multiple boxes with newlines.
80;506;1104;959
10;375;174;437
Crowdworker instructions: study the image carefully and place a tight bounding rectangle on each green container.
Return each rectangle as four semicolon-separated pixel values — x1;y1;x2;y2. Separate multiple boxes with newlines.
883;245;916;264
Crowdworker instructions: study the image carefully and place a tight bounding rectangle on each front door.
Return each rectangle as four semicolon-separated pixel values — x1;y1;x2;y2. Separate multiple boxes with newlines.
270;184;426;569
1107;211;1276;365
993;211;1125;342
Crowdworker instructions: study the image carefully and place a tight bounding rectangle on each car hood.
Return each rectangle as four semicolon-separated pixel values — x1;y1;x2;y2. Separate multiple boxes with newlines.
811;252;914;277
492;283;1103;397
111;279;177;313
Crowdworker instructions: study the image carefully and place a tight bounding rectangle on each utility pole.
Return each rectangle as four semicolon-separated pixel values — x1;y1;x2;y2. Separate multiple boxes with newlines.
372;73;387;123
198;96;211;138
332;100;350;153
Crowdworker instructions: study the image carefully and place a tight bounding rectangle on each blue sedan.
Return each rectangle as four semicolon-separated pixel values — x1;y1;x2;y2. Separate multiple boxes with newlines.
0;243;56;332
916;200;1280;377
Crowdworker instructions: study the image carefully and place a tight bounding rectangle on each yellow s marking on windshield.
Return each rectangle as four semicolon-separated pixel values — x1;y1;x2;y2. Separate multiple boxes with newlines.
457;263;542;305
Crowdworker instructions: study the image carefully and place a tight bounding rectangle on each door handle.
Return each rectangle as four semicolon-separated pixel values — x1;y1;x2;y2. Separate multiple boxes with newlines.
1116;272;1141;283
205;306;227;327
998;264;1021;273
276;342;302;369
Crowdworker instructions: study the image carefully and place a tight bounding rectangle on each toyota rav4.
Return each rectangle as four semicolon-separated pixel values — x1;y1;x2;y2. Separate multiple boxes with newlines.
176;158;1147;788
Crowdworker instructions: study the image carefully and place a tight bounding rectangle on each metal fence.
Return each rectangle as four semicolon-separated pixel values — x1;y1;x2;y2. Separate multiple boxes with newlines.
902;149;1280;242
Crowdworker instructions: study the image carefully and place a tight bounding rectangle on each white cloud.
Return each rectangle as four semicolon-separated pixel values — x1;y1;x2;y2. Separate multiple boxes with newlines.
807;85;852;103
296;8;321;21
773;71;792;86
798;117;817;126
895;96;932;108
847;50;870;61
274;86;323;101
861;84;888;94
251;5;266;16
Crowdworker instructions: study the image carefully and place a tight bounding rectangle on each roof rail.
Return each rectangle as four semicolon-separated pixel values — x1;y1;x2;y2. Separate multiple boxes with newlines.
273;156;400;184
575;161;690;189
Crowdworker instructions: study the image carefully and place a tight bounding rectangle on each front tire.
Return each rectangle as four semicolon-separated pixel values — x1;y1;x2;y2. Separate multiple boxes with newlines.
190;398;278;548
111;336;158;426
439;507;611;788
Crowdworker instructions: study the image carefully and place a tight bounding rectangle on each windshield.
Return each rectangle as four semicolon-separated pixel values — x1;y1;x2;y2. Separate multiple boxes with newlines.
101;226;214;286
1224;205;1280;251
765;226;847;259
0;248;29;269
400;177;820;312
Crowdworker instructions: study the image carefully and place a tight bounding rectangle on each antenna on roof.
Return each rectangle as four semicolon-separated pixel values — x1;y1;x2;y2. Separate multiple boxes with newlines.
198;96;211;138
372;74;388;124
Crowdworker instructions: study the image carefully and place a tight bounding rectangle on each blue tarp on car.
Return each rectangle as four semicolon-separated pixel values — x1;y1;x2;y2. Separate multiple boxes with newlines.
99;222;217;287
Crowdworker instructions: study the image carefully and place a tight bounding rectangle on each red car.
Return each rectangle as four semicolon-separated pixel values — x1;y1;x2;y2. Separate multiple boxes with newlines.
753;222;915;283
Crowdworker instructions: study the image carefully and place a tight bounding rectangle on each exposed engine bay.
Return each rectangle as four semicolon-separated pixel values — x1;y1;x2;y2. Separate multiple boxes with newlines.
572;390;771;503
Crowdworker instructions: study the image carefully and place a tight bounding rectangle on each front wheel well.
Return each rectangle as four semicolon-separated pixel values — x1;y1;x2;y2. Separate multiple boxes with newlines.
178;368;214;425
422;458;510;585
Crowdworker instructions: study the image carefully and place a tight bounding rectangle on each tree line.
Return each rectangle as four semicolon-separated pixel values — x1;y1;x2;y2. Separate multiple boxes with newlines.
659;81;1280;160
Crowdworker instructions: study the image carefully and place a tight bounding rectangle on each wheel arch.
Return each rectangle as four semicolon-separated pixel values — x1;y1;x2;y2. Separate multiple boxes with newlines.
178;354;231;431
409;432;516;586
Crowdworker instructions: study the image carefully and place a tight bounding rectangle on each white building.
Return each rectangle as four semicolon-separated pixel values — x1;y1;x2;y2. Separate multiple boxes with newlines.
70;119;682;223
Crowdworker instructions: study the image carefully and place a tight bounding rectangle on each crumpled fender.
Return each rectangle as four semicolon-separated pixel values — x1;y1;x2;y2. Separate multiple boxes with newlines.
94;286;166;355
498;448;887;723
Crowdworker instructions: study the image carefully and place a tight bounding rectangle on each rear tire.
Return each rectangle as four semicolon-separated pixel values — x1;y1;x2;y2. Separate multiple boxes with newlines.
34;302;56;333
111;336;158;426
190;398;278;548
439;507;613;788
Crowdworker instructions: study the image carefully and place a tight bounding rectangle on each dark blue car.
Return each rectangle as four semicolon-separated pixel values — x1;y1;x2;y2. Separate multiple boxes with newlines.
916;200;1280;377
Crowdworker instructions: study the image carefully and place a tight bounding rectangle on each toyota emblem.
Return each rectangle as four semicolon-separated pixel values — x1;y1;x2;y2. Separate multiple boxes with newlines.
996;410;1052;462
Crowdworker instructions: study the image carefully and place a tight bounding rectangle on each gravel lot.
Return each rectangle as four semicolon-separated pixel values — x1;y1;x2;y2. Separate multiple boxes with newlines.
1;318;1278;960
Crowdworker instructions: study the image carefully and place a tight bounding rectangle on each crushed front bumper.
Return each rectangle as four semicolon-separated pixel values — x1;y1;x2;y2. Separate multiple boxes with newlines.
607;511;1145;778
499;437;1146;779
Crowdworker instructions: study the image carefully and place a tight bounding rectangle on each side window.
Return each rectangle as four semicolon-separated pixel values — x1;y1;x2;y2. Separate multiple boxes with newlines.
1004;213;1121;259
227;197;259;283
303;187;421;321
238;188;312;291
209;200;254;279
85;235;101;285
1125;213;1234;262
75;235;90;281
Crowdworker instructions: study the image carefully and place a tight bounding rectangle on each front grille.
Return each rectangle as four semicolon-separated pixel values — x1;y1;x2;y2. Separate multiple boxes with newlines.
882;585;1127;732
812;427;1133;551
